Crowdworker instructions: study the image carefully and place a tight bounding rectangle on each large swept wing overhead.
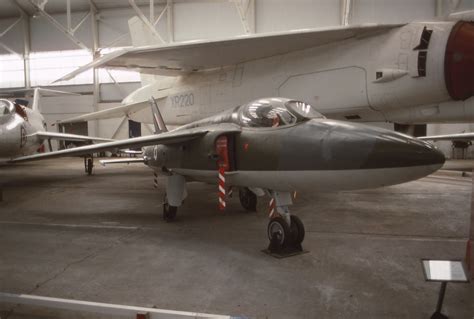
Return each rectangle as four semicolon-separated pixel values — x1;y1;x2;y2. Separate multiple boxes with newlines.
10;124;241;163
419;132;474;141
55;23;403;82
31;131;113;143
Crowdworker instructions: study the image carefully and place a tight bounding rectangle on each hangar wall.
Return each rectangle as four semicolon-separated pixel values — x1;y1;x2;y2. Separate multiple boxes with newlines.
0;0;473;157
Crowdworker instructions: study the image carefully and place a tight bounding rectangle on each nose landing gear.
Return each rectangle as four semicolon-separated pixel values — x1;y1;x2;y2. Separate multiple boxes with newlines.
265;191;307;258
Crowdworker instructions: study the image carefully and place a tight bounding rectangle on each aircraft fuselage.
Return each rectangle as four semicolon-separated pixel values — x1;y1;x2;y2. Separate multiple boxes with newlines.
0;103;44;164
126;21;474;126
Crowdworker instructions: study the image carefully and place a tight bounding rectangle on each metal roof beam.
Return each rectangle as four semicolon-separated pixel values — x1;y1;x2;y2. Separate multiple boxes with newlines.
27;0;91;52
128;0;166;43
341;0;352;26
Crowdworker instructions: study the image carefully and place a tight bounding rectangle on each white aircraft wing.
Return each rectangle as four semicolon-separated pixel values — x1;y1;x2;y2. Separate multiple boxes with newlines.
57;100;150;124
57;91;170;124
31;131;113;143
55;23;403;82
0;88;80;97
10;124;241;163
419;132;474;141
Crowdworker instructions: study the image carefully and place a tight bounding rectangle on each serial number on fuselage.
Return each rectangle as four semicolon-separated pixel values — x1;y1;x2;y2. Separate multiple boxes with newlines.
170;93;195;108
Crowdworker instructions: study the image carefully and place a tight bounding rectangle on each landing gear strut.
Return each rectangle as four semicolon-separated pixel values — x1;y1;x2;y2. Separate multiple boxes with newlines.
84;155;94;175
163;194;177;222
162;174;187;222
265;191;306;257
239;187;257;212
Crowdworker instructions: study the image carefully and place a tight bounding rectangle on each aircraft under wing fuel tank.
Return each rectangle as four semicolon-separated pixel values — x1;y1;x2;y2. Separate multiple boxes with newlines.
10;98;445;253
56;12;474;128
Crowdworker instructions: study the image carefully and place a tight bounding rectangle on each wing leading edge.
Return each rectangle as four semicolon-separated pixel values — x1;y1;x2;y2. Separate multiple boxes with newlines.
55;23;403;82
419;132;474;141
32;131;113;143
10;124;241;163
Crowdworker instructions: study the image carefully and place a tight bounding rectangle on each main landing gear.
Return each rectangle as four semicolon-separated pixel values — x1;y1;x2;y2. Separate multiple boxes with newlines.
163;193;178;222
239;187;257;212
162;174;187;222
84;155;94;175
265;190;306;257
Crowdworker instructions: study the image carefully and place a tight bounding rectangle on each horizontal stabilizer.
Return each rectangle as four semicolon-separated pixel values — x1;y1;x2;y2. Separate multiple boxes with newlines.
58;100;155;124
31;132;113;143
99;158;145;166
0;88;80;97
54;23;403;82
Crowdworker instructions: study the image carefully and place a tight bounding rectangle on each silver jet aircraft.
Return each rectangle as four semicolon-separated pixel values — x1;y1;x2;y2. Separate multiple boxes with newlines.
54;10;474;128
0;88;111;165
10;98;445;254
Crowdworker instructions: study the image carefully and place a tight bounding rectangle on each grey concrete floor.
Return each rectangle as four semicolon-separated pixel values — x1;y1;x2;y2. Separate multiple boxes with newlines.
0;158;472;318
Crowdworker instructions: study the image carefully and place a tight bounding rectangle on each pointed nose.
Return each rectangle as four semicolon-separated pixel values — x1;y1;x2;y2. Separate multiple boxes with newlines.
366;131;445;171
445;21;474;100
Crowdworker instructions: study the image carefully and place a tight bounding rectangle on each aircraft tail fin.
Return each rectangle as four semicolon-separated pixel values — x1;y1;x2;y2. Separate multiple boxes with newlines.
128;16;163;86
1;88;79;112
149;96;168;134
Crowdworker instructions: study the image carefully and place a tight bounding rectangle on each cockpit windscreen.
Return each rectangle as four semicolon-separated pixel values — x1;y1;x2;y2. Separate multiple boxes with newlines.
239;98;324;128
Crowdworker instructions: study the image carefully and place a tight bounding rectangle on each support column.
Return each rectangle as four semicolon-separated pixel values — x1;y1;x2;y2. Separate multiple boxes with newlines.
167;0;174;42
23;15;31;88
90;2;100;137
468;171;474;279
340;0;352;26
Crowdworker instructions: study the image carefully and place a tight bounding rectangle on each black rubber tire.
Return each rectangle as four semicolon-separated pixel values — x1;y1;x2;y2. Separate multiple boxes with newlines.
163;202;177;222
239;187;257;212
290;215;305;245
267;216;291;250
86;158;93;176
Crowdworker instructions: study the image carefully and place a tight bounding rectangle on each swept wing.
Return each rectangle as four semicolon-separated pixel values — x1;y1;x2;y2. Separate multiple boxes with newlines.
10;124;241;163
31;131;113;143
55;23;403;82
419;132;474;141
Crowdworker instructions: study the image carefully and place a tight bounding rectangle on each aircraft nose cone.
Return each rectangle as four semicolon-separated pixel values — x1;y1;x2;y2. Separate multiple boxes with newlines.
445;21;474;100
366;131;445;170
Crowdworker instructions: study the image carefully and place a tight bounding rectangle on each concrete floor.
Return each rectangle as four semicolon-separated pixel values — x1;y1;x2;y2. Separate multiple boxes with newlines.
0;158;472;318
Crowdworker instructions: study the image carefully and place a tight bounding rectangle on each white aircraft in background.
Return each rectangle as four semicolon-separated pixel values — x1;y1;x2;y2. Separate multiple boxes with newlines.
55;9;474;134
0;88;111;168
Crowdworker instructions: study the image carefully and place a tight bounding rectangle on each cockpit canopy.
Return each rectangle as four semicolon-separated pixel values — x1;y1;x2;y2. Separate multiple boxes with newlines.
239;98;324;128
0;99;14;117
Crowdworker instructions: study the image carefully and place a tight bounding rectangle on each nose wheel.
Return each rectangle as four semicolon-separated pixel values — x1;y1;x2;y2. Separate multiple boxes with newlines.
267;215;305;253
265;191;306;257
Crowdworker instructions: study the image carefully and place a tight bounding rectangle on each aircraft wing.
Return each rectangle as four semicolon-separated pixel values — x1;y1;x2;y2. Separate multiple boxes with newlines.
57;100;150;124
31;131;113;143
57;90;171;124
55;23;403;81
419;132;474;141
0;88;80;97
10;124;241;163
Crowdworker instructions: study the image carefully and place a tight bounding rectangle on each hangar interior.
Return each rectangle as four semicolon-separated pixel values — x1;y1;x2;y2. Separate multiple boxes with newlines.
0;0;474;157
0;1;473;319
